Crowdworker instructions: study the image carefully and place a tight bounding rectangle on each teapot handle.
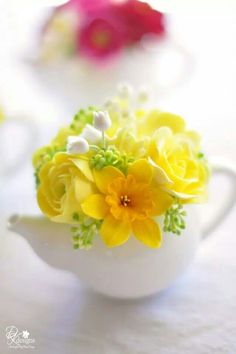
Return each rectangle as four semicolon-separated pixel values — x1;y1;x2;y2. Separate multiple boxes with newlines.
202;158;236;237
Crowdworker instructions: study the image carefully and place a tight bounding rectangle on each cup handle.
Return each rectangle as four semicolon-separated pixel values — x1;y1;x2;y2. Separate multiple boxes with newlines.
2;116;38;177
202;157;236;238
141;36;194;94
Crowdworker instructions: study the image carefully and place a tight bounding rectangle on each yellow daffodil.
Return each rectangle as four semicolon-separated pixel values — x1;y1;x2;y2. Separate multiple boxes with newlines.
81;159;172;248
37;152;96;223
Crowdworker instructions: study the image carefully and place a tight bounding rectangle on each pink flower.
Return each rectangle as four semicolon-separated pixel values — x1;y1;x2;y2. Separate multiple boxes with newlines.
64;0;109;12
78;16;125;60
115;0;166;43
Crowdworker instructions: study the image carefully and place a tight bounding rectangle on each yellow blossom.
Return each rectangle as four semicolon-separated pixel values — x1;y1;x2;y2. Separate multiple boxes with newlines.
148;117;209;202
37;152;96;223
81;159;172;248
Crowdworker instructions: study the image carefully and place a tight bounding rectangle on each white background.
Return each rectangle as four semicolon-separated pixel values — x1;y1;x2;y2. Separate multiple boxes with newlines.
0;1;236;353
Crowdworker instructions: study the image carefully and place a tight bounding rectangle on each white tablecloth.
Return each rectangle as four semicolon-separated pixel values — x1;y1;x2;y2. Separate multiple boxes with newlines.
0;4;236;354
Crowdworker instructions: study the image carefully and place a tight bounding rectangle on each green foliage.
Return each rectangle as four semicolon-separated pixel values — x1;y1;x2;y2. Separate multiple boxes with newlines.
164;200;187;236
90;146;134;174
198;152;205;159
71;214;102;250
70;106;96;133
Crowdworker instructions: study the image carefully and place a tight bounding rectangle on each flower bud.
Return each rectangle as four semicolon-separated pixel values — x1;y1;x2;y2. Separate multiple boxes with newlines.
80;124;102;143
67;136;89;154
118;83;133;99
93;111;111;132
137;87;150;103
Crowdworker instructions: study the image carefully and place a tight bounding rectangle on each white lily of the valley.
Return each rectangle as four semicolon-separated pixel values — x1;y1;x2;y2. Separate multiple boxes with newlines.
67;136;89;154
93;111;111;132
118;83;133;99
80;124;102;144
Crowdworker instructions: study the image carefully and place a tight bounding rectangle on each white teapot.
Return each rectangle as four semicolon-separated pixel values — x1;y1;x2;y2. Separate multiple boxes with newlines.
8;160;236;299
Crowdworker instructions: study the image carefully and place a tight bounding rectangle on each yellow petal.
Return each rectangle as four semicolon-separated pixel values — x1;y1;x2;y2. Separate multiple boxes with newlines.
81;194;109;220
93;166;123;194
100;215;131;247
74;176;96;204
151;188;173;216
132;218;162;248
37;188;58;217
155;112;186;133
71;158;94;182
128;159;153;184
148;157;173;185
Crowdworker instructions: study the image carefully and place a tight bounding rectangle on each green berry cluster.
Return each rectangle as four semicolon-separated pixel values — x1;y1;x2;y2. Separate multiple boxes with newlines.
71;213;102;250
164;201;187;236
90;146;134;174
70;107;96;133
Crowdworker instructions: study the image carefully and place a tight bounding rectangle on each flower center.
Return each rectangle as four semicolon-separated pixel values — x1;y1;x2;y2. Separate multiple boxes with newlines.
92;30;111;49
120;194;131;207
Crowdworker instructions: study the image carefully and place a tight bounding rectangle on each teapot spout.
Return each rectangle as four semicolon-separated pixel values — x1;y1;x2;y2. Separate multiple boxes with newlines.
8;214;75;273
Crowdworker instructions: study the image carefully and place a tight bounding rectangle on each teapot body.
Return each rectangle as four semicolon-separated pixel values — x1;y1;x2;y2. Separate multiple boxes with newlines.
9;205;201;298
74;205;200;298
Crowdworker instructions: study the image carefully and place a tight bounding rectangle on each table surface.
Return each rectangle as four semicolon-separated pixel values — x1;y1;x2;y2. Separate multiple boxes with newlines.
0;4;236;354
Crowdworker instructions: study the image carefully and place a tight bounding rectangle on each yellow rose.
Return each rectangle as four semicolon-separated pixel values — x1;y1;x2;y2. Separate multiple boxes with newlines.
148;115;209;202
37;152;96;223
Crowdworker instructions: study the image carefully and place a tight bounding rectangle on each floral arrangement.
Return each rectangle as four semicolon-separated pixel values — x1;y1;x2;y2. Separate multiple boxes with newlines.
33;85;209;249
40;0;166;62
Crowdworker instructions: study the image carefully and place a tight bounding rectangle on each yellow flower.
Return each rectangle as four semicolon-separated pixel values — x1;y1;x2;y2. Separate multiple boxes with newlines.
81;159;172;248
137;110;186;137
109;128;149;159
148;119;209;202
0;107;4;123
37;152;96;223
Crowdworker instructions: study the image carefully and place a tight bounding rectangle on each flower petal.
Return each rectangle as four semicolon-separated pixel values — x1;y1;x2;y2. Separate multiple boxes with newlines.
100;215;131;247
81;194;108;219
151;188;173;216
71;158;94;182
132;218;162;248
148;157;173;185
93;166;123;194
155;112;186;133
128;159;153;184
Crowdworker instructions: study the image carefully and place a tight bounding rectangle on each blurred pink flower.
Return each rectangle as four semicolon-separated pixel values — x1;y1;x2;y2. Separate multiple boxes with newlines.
65;0;109;12
50;0;166;62
78;16;125;60
116;0;166;43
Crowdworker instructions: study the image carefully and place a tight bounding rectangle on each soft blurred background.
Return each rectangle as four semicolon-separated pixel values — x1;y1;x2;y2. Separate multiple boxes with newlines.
0;1;236;353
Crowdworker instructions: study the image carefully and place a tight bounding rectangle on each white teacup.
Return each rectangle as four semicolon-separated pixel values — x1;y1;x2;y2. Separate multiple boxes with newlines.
29;37;193;116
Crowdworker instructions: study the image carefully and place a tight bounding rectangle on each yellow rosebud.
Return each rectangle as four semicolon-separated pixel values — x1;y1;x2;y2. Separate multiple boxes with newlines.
149;126;210;202
37;152;95;223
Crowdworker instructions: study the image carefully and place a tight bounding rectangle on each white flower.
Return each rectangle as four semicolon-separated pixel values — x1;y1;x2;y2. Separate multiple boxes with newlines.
67;136;89;154
93;111;111;132
80;124;102;143
137;87;150;103
118;83;133;99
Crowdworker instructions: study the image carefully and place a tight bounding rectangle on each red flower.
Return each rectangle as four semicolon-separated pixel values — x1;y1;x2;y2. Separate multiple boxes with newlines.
116;0;166;43
64;0;109;12
78;16;125;60
54;0;166;61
